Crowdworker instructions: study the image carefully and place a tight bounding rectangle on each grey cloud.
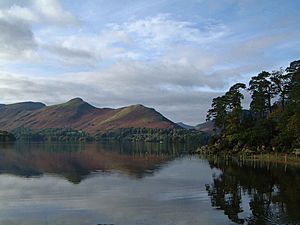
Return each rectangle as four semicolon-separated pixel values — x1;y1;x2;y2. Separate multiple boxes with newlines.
43;44;97;66
0;0;79;61
0;18;37;60
0;0;29;9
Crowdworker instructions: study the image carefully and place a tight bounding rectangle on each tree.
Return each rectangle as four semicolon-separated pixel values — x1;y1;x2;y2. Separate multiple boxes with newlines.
277;60;300;149
270;68;291;110
286;60;300;109
207;95;229;130
248;71;273;117
224;83;246;134
226;83;246;111
205;59;300;152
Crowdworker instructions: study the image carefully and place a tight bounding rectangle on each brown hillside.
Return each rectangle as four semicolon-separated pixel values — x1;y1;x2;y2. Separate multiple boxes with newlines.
0;98;179;134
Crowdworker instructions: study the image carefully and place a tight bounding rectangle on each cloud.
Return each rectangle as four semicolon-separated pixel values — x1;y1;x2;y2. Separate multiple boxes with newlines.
37;31;130;64
32;0;78;25
0;0;77;25
42;44;97;66
0;18;37;60
30;14;229;67
0;0;78;61
0;4;38;23
107;14;229;51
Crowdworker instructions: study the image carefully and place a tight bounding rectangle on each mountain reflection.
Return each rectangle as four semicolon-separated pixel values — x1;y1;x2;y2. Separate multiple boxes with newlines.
204;156;300;225
0;142;185;183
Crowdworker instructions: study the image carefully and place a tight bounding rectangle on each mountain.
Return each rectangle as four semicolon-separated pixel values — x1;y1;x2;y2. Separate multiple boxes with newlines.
176;122;194;130
0;102;46;130
0;98;179;134
195;120;215;132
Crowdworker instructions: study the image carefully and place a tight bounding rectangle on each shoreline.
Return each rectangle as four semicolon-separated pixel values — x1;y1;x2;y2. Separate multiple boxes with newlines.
196;152;300;166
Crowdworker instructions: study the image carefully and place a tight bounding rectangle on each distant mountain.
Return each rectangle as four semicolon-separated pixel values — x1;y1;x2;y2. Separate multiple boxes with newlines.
1;102;46;111
195;120;215;132
176;122;194;130
0;98;180;134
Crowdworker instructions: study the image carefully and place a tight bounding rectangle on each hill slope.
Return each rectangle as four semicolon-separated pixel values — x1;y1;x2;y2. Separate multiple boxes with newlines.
177;122;194;130
195;121;215;132
0;98;179;134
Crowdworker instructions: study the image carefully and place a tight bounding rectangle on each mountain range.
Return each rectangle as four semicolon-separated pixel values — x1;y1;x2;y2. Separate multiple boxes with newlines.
0;98;180;134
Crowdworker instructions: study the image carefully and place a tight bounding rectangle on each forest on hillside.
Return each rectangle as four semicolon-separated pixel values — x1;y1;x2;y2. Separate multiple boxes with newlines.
206;60;300;153
12;127;208;145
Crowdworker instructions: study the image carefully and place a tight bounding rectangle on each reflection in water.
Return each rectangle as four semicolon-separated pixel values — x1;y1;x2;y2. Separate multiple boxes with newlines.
0;141;188;183
204;156;300;225
0;143;299;225
0;143;226;225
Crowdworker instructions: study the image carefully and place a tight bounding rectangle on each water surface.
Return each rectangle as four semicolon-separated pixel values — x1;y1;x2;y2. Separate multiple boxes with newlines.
0;142;299;225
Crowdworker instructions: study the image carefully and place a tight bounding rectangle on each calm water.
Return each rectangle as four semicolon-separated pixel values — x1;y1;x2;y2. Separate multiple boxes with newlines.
0;142;299;225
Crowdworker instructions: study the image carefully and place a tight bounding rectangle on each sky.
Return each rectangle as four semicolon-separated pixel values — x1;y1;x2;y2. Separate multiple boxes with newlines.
0;0;299;125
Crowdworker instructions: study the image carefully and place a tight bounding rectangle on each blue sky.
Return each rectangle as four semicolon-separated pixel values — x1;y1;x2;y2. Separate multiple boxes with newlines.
0;0;299;124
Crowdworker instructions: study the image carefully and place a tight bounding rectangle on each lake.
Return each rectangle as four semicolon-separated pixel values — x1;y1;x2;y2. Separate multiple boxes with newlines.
0;142;299;225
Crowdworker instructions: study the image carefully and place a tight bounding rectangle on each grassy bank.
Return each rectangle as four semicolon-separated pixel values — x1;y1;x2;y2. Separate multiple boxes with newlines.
198;152;300;167
246;153;300;166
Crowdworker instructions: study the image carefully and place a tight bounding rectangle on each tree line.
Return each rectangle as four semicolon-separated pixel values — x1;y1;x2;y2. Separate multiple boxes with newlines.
11;127;208;145
207;59;300;153
95;127;208;144
12;127;94;142
0;131;16;142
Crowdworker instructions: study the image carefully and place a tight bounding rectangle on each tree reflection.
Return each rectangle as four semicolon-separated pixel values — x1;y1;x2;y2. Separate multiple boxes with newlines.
205;157;300;224
0;142;185;183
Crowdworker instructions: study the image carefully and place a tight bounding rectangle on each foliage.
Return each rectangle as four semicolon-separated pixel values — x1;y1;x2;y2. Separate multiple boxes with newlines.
0;131;16;142
95;127;208;145
12;127;94;142
11;126;208;145
206;59;300;152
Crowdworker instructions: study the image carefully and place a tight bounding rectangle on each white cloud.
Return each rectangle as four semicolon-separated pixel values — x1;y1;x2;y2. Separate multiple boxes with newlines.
20;14;228;67
0;0;78;25
0;4;38;23
32;0;78;25
108;14;229;51
32;14;229;67
0;1;229;67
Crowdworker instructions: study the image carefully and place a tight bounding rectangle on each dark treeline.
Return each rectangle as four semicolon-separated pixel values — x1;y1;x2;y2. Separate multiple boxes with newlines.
206;59;300;153
95;127;208;144
0;131;16;142
12;127;208;145
12;127;94;142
